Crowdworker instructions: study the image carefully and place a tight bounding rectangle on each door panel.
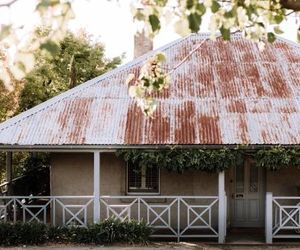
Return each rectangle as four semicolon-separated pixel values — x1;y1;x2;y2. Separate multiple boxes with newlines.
231;159;265;227
234;199;246;222
248;199;259;221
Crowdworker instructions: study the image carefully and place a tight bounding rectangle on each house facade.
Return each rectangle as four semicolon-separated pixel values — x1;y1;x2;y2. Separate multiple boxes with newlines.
0;33;300;243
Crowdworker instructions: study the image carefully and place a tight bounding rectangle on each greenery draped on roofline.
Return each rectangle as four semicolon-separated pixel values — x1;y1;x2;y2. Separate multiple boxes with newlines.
116;146;300;173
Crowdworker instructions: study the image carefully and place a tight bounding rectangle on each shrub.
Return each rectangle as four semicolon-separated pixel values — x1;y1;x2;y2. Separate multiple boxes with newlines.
47;226;70;243
0;218;151;246
121;220;151;244
0;222;47;246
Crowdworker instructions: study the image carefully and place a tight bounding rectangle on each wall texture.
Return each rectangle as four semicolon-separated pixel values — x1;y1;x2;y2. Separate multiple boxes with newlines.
51;152;126;196
266;168;300;196
50;152;218;196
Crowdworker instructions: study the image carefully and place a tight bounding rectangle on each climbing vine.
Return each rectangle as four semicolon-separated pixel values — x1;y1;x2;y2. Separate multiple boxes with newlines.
255;146;300;170
116;146;300;173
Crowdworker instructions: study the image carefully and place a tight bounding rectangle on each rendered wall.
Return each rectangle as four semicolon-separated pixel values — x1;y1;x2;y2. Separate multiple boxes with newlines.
266;167;300;196
50;152;218;196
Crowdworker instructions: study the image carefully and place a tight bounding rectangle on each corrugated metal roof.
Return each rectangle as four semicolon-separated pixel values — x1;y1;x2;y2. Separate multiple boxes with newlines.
0;33;299;148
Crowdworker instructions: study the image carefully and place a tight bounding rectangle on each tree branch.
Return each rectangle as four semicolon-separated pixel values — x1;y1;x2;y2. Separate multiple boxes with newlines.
280;0;300;11
0;0;19;8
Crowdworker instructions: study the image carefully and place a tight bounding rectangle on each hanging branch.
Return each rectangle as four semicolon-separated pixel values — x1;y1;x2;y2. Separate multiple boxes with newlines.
0;0;19;8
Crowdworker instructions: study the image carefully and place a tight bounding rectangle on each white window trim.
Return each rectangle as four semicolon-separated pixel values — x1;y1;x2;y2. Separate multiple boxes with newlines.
126;163;160;195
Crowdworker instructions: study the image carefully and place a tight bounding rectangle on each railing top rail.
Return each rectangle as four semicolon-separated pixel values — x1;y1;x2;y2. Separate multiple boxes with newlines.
0;195;219;199
100;195;219;199
273;196;300;199
0;195;94;199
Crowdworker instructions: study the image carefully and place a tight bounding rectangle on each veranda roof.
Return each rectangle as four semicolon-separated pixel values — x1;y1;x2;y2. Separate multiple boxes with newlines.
0;33;299;149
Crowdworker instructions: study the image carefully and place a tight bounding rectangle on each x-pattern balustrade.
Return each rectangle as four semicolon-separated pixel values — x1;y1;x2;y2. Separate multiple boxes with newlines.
0;196;94;227
266;193;300;243
100;196;220;240
0;195;221;241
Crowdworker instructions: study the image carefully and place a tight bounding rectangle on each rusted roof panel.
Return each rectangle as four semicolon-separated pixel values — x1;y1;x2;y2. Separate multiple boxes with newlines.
0;33;299;147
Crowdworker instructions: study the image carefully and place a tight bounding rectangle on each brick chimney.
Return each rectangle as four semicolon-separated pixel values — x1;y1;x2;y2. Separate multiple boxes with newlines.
134;31;153;58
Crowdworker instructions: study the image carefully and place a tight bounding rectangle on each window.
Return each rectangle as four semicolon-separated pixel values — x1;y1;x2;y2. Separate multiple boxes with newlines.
127;163;159;194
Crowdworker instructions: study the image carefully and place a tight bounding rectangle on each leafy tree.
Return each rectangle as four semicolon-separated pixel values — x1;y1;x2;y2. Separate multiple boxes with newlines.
0;30;122;187
18;31;122;112
0;82;15;122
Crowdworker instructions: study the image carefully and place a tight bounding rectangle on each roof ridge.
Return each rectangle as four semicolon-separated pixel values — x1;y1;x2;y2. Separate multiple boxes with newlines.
0;34;194;133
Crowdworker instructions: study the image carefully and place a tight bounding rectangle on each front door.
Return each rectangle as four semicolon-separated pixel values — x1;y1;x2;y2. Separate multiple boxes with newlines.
230;159;265;227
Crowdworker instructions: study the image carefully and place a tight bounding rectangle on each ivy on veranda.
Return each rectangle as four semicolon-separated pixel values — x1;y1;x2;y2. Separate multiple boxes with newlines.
116;146;300;173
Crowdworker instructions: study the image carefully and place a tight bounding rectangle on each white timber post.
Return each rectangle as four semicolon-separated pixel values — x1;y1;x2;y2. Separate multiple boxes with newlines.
266;192;273;244
218;171;226;243
93;151;100;223
6;151;13;195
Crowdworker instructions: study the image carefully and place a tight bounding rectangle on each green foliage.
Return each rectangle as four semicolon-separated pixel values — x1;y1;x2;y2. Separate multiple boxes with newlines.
40;40;60;56
255;146;300;170
117;147;300;173
211;0;221;13
0;152;50;194
0;219;151;246
220;26;231;41
149;14;161;32
267;32;276;43
0;152;5;184
0;82;15;122
0;222;47;246
132;0;299;43
98;217;150;244
18;32;122;112
117;148;241;173
188;13;202;32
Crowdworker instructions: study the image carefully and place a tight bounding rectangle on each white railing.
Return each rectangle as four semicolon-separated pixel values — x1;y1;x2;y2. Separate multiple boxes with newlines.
0;196;94;227
0;195;222;241
266;193;300;243
100;196;220;241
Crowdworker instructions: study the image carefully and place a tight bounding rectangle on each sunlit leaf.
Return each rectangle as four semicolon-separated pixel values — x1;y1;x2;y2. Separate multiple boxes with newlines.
135;11;145;21
0;69;11;90
156;52;166;62
174;19;190;36
195;3;206;16
274;26;284;35
274;14;284;24
0;25;12;40
15;53;35;73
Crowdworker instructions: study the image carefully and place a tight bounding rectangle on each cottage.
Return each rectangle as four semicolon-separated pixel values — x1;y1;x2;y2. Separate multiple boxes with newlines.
0;33;300;243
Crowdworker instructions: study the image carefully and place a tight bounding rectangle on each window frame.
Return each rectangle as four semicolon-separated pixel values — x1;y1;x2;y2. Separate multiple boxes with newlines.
126;162;160;195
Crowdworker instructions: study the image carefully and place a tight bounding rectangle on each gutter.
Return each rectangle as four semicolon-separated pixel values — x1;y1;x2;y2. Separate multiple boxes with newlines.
0;144;299;152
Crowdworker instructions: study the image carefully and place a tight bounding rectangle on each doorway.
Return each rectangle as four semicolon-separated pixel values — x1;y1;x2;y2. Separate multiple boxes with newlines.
230;159;266;228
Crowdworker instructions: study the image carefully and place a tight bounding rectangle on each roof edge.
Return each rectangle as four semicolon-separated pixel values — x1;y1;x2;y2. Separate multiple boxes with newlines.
0;144;299;152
